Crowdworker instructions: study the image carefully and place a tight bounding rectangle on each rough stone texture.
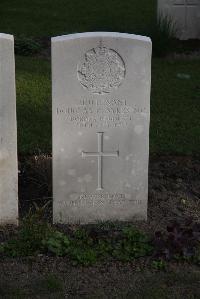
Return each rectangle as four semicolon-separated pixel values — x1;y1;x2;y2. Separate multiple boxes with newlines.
158;0;200;40
52;32;151;224
0;34;18;225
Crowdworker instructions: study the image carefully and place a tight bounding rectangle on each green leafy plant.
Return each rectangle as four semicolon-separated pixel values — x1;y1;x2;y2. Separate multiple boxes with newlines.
43;228;98;265
96;239;113;260
0;220;154;265
152;259;167;270
0;207;52;257
15;36;42;56
0;219;49;256
42;231;70;256
112;227;153;261
68;229;98;265
69;246;97;266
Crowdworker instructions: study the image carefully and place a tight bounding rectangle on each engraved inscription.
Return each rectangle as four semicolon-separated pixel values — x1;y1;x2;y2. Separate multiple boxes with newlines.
77;45;125;94
56;98;147;129
82;132;119;190
61;193;143;207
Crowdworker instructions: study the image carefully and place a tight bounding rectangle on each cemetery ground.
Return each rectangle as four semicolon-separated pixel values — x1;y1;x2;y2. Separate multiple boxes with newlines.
0;52;199;297
0;1;200;296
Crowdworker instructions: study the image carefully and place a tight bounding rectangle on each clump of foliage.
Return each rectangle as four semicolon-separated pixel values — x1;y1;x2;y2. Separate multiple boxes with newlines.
0;210;53;257
151;259;167;270
1;211;199;267
44;228;98;265
153;219;200;263
112;227;153;261
44;227;153;265
15;36;42;56
68;229;98;265
0;213;153;265
42;231;70;256
148;14;177;57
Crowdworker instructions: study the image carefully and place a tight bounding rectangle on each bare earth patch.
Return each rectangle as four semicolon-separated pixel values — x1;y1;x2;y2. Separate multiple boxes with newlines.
0;258;199;298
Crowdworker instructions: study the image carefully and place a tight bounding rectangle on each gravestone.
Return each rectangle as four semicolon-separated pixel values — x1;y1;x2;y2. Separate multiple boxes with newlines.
158;0;200;40
52;32;152;224
0;34;18;225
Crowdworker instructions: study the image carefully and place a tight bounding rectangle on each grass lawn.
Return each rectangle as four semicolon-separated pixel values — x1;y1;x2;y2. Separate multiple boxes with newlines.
0;0;156;37
16;56;51;154
16;56;200;155
1;0;199;155
151;58;200;155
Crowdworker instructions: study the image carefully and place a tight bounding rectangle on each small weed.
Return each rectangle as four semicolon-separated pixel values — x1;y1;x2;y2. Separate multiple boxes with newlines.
73;228;92;244
96;239;113;259
26;154;52;194
0;222;47;257
0;208;53;257
152;259;167;270
68;229;98;265
112;227;153;261
42;230;70;256
69;246;97;266
15;36;42;56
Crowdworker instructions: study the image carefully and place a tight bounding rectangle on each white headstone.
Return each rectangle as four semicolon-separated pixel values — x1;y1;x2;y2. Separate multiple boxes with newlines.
52;32;152;224
158;0;200;40
0;34;18;225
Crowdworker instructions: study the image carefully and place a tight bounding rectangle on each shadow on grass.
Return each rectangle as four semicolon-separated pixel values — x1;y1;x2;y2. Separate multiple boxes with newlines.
16;56;200;156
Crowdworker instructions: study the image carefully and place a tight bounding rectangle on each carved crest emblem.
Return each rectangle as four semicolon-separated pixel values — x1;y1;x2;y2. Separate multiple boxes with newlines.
77;45;125;94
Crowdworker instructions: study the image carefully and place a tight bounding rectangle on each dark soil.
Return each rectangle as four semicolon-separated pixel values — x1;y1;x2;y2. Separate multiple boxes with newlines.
0;155;199;298
18;155;200;231
0;258;199;298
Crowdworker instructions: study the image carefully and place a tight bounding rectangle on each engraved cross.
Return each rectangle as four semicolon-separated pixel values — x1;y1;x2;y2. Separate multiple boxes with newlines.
82;132;119;190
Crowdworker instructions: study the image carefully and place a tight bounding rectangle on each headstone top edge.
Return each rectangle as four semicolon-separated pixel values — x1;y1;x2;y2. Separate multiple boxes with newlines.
0;33;14;41
51;32;151;44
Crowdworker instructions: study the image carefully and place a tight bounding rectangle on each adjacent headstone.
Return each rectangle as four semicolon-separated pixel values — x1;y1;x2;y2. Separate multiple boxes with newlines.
158;0;200;40
52;32;152;224
0;34;18;225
